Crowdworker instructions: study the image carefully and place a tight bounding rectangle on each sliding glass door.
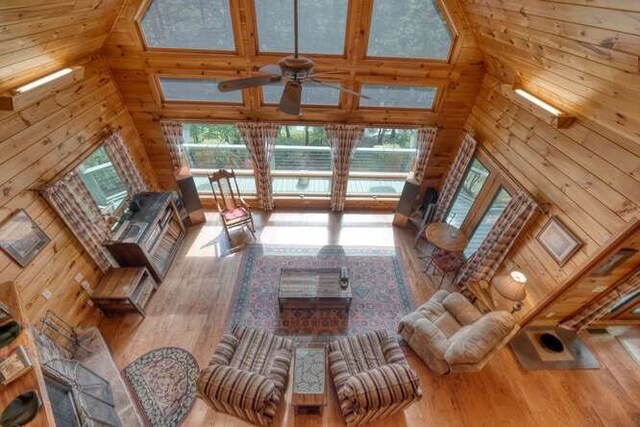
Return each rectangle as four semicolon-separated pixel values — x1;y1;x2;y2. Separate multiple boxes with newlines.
445;158;490;228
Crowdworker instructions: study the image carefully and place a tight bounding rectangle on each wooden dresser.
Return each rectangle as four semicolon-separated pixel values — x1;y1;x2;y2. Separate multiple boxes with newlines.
105;192;185;282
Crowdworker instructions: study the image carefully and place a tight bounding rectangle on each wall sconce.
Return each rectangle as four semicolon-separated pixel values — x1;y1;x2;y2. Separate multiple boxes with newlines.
493;271;528;314
501;84;574;129
0;66;84;111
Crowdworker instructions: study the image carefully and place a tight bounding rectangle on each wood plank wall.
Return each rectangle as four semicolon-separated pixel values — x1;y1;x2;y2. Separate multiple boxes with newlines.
102;0;486;192
0;0;124;93
0;55;158;327
459;0;640;322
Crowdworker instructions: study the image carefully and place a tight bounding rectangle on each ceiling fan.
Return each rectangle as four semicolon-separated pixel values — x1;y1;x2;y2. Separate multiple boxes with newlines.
217;0;367;115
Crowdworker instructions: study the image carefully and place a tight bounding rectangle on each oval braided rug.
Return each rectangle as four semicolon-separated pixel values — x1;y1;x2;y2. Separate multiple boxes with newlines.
123;347;199;427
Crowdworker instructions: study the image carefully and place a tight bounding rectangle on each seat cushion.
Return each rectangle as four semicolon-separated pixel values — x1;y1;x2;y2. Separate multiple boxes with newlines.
329;330;389;375
433;312;462;338
445;311;516;365
432;251;465;272
229;326;293;375
224;207;249;222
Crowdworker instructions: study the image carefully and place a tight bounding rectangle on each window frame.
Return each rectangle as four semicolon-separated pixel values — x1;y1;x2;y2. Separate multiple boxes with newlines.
134;0;243;55
354;78;447;112
345;126;420;200
260;80;344;109
77;145;131;218
448;149;518;253
251;0;352;58
152;74;246;107
362;0;459;63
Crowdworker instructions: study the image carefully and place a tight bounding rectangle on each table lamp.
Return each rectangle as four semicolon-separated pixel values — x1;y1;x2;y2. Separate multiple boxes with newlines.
493;271;527;313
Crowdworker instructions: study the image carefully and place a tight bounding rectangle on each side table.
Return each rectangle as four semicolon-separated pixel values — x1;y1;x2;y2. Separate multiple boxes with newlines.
91;267;157;317
292;347;327;415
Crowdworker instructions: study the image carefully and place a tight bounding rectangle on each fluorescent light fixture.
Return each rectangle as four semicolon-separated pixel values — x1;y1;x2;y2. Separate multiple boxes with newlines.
514;88;562;116
14;68;73;94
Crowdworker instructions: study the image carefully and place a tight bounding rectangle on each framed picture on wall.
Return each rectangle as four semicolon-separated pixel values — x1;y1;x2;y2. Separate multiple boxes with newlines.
590;248;638;277
0;210;50;268
536;216;582;266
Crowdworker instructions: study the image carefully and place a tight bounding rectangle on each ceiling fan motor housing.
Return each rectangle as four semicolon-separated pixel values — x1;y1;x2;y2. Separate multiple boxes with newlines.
279;55;315;82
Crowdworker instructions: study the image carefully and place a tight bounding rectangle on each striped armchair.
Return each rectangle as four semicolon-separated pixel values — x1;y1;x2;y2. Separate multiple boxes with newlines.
328;330;422;426
197;326;293;426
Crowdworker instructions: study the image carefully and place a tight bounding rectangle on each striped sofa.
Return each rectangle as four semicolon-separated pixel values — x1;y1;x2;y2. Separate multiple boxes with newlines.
329;330;422;426
197;326;293;426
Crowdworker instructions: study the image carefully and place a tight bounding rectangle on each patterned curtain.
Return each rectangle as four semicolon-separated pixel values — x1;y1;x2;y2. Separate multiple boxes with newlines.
237;122;281;211
456;191;538;288
325;124;364;211
414;127;438;182
103;131;148;195
433;133;477;222
160;121;188;172
560;269;639;332
42;172;114;272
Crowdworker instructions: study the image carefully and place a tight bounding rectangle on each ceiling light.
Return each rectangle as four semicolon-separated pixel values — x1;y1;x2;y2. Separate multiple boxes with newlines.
514;88;562;116
13;68;73;94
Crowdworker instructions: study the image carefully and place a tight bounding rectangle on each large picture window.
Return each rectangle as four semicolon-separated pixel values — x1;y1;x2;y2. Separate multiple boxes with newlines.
78;147;129;215
347;128;417;197
272;126;332;197
182;123;257;195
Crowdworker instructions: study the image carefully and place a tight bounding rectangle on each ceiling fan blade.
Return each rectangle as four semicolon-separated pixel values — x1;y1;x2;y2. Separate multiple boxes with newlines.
218;75;281;92
278;81;302;115
259;64;282;76
309;79;370;99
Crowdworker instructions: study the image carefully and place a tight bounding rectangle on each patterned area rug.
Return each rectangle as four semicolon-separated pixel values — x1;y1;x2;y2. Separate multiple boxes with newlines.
123;347;199;427
228;245;415;340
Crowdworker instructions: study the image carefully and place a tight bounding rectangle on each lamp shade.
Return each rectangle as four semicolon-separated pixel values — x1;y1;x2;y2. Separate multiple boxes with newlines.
493;271;527;302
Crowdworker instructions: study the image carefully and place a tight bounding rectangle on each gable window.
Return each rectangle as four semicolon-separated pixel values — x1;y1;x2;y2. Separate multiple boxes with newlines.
182;123;256;195
159;77;243;103
140;0;235;51
254;0;348;54
263;83;340;106
359;85;438;109
367;0;453;59
272;126;331;197
78;147;129;216
347;128;417;197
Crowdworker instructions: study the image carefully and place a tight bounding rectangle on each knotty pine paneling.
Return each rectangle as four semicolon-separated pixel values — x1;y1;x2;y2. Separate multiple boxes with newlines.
0;55;158;327
466;75;640;323
0;0;125;92
103;0;486;192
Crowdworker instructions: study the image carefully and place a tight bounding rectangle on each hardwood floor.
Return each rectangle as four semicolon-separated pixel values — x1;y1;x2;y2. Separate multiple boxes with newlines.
98;211;640;427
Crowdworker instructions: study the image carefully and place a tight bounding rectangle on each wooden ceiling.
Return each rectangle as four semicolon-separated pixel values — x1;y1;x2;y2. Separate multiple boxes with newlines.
102;0;486;188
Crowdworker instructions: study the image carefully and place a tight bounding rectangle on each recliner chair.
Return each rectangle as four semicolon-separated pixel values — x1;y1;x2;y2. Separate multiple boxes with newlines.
398;290;518;375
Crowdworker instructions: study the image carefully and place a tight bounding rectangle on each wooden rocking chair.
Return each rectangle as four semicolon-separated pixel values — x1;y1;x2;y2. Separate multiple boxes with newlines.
208;169;256;250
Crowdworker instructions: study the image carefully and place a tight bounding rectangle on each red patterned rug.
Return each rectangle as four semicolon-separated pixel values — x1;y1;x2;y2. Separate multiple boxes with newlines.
123;347;199;427
227;245;415;339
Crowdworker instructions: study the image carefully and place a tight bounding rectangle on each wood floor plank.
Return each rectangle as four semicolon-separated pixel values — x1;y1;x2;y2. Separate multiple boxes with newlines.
98;211;640;427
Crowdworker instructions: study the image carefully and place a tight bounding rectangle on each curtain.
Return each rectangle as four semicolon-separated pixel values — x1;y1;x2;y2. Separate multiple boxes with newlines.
560;270;639;332
456;191;538;288
42;172;114;272
325;124;364;211
160;121;188;173
433;133;477;222
237;122;281;211
103;131;148;194
414;127;438;182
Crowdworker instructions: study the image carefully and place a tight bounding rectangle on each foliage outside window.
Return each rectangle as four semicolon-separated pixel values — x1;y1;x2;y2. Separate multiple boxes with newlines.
140;0;235;50
347;128;417;197
78;147;129;216
367;0;453;59
445;158;490;228
182;124;256;195
272;126;331;196
359;85;438;109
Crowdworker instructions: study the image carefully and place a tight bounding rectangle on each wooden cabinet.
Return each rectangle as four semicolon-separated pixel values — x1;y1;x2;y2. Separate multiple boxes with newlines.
105;192;185;283
91;267;157;317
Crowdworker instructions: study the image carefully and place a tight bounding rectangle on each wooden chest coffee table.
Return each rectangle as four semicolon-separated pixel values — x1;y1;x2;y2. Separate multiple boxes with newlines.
292;347;327;415
278;268;352;312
